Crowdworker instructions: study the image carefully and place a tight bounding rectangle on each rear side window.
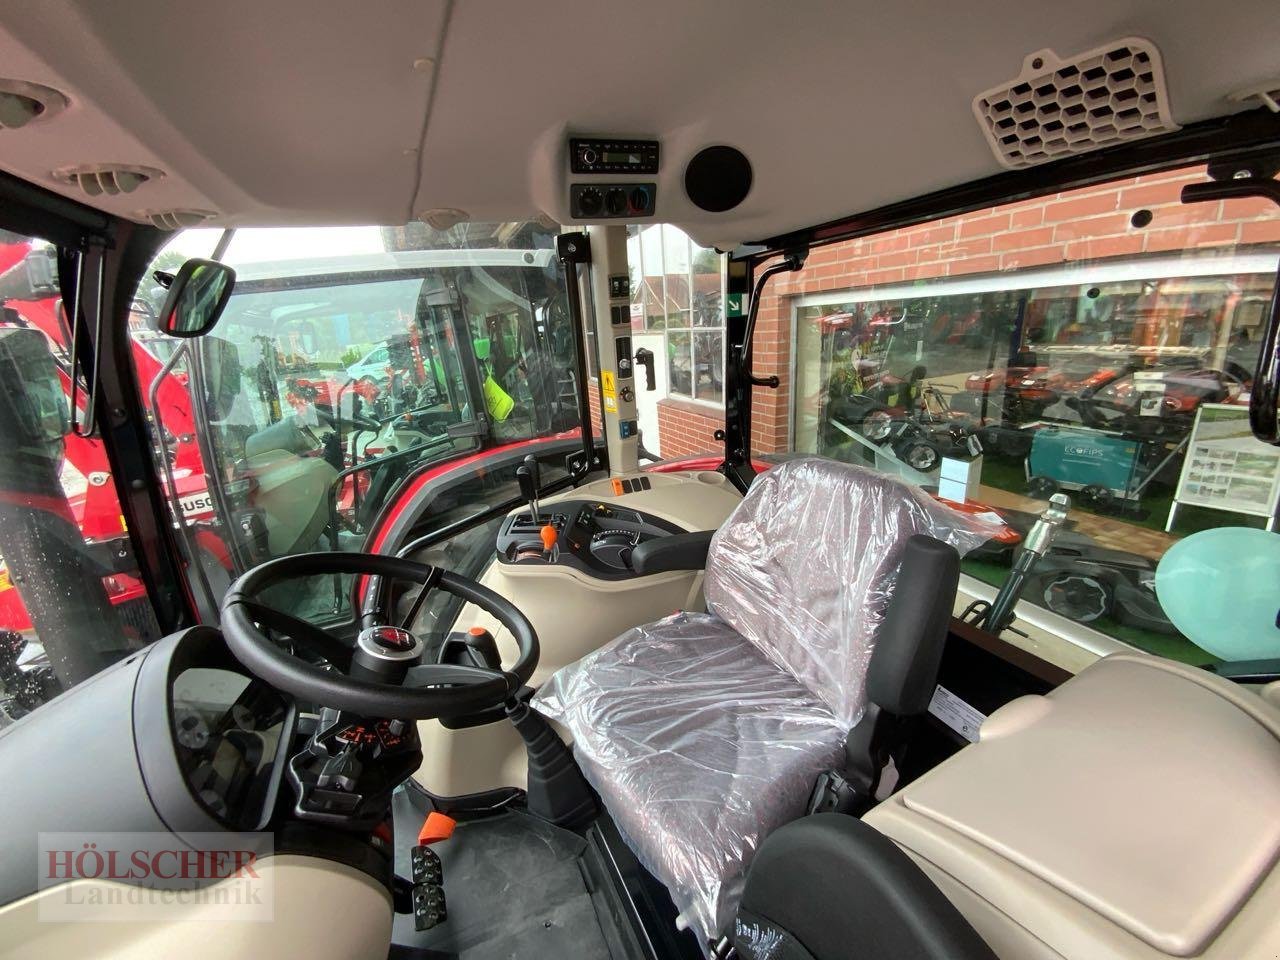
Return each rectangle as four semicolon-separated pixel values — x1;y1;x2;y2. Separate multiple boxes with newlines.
0;232;162;724
758;163;1280;667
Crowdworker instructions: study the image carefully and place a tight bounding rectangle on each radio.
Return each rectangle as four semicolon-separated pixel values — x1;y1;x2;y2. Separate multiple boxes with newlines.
569;137;660;175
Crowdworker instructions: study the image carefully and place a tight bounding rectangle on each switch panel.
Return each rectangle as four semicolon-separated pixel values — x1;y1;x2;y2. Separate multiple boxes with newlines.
570;183;656;219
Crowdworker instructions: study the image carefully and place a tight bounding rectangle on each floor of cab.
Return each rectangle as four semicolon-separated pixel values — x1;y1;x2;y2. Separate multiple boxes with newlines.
390;788;625;959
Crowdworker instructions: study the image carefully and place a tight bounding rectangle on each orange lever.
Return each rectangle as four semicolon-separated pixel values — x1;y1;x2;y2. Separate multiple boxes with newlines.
540;524;558;553
418;811;456;845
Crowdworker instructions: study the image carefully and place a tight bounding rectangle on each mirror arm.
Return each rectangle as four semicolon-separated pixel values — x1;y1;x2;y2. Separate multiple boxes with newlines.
211;227;236;261
66;245;109;438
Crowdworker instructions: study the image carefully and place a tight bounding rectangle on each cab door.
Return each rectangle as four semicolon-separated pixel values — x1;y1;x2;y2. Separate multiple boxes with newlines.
131;222;593;626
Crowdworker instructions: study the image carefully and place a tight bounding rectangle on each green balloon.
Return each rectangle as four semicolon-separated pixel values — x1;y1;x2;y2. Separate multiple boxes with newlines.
1155;527;1280;661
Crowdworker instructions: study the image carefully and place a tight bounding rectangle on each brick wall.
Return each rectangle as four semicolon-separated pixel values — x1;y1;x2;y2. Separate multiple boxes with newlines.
586;380;602;435
656;163;1280;458
655;395;723;458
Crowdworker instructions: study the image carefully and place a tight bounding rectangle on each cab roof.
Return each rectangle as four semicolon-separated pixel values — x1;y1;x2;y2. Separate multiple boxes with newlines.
0;1;1277;249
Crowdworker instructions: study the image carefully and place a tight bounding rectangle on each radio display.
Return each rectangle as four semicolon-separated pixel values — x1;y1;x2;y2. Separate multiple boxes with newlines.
570;138;660;175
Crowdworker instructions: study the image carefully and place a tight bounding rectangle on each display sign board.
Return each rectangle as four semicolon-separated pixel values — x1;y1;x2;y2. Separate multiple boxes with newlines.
1166;403;1280;532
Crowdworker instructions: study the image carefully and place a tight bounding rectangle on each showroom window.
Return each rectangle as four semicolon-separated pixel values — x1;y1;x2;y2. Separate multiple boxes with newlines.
627;224;725;405
772;163;1280;667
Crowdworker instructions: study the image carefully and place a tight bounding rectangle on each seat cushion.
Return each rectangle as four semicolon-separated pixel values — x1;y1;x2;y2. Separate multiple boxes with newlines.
533;613;847;947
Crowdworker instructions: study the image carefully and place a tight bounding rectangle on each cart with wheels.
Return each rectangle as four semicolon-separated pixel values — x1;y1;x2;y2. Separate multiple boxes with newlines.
1023;423;1188;513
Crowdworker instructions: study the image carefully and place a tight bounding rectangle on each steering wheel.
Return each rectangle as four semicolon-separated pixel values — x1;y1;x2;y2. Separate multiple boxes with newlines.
221;552;539;719
314;402;381;435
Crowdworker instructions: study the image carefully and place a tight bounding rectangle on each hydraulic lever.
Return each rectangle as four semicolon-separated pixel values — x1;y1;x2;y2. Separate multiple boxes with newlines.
978;493;1070;636
516;454;540;521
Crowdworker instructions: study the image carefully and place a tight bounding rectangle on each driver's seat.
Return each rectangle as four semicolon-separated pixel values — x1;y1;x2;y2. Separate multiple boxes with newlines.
533;458;994;946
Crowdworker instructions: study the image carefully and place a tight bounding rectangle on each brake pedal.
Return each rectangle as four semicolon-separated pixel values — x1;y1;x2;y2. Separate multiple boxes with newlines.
412;881;447;931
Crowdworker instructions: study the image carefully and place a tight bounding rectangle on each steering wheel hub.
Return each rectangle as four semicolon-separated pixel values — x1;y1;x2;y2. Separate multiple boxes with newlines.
360;624;419;654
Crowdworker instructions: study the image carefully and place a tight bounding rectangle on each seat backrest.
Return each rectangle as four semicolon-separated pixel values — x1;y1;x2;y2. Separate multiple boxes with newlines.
703;457;995;727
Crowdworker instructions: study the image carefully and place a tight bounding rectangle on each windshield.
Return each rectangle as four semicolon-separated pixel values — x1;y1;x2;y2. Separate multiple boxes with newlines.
132;222;582;620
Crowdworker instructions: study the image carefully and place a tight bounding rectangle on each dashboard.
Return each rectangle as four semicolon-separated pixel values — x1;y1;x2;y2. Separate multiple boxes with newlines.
0;626;305;909
171;663;293;830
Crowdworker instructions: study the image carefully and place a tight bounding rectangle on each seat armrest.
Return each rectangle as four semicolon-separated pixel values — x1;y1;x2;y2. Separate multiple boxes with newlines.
628;530;715;575
734;814;996;960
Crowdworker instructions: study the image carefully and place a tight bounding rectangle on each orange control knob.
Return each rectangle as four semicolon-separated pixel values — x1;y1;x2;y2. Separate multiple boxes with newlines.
540;524;558;553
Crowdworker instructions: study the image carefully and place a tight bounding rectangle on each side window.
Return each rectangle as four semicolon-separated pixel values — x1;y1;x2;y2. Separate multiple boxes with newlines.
626;224;726;457
769;164;1280;666
0;232;161;723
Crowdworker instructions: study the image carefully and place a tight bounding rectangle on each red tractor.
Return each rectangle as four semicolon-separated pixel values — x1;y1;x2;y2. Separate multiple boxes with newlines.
0;240;211;642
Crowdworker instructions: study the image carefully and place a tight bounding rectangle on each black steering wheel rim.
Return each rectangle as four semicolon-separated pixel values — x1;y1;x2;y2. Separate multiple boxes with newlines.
313;401;381;434
221;552;539;720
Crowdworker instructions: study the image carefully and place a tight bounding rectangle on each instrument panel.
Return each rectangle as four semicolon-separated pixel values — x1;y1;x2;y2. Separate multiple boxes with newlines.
171;662;294;830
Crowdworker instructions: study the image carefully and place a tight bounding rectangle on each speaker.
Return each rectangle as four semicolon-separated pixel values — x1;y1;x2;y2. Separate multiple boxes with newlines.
684;145;752;213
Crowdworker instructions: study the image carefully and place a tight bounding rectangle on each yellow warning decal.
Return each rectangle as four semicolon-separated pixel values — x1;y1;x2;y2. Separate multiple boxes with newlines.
601;370;616;398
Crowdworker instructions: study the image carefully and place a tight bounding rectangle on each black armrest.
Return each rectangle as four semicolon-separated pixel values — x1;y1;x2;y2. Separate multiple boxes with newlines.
735;815;996;960
627;530;715;575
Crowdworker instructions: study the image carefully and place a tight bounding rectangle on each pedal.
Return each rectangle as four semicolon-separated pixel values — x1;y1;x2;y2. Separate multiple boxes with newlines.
412;882;447;931
410;844;442;885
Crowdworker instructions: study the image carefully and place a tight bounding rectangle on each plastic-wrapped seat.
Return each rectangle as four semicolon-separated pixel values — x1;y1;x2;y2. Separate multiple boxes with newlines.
533;457;995;948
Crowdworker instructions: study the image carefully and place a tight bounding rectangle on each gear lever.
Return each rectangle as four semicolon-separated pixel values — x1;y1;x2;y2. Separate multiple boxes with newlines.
516;455;540;521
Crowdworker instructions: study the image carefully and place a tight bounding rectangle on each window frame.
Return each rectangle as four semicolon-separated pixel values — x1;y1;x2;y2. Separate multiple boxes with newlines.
629;223;727;408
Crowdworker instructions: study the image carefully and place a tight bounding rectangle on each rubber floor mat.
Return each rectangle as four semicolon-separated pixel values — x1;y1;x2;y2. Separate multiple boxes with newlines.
391;788;613;959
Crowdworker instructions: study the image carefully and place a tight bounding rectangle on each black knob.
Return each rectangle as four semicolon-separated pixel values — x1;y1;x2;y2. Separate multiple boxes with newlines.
629;187;649;213
577;187;603;216
516;464;536;504
606;188;628;216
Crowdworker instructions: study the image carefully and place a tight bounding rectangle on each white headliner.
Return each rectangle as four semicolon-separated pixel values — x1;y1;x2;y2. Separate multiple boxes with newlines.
0;0;1276;248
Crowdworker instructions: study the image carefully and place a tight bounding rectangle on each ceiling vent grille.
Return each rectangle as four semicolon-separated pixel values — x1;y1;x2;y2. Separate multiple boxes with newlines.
139;208;216;230
973;38;1178;169
51;163;164;198
0;79;69;130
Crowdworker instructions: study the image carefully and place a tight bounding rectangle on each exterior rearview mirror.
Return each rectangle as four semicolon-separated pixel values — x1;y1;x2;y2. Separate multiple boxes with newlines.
157;258;235;338
199;336;242;422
